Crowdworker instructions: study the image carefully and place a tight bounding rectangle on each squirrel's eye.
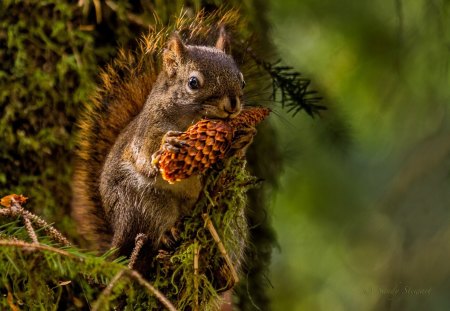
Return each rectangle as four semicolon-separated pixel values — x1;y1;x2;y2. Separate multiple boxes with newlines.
188;76;200;90
241;80;246;89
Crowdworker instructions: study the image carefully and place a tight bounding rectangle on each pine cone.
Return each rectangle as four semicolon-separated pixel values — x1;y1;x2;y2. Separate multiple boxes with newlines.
153;107;270;183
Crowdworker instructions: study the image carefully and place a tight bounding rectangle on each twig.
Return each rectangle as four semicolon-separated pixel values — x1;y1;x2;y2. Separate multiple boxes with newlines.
0;208;11;216
79;24;95;31
202;213;239;284
1;198;71;246
193;241;200;311
0;239;77;259
91;270;126;311
93;0;102;23
7;291;19;311
23;216;39;244
128;233;147;269
92;266;177;311
67;22;83;68
127;270;178;311
105;0;147;27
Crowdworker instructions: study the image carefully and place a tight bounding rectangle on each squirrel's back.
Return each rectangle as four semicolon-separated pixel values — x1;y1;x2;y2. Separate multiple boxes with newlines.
72;46;158;249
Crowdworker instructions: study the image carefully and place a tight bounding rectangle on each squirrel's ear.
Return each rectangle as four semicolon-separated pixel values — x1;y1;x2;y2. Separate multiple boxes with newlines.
163;32;187;77
215;27;230;54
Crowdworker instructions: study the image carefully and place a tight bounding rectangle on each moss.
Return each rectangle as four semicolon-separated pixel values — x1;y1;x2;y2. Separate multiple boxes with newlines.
0;1;98;239
148;158;256;309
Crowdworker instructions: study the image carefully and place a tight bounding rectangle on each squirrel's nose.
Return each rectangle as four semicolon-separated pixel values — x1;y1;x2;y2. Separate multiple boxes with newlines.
224;96;241;114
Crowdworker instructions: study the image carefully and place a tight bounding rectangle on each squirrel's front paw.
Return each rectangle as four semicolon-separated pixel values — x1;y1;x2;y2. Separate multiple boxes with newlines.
151;131;188;168
230;127;257;157
161;131;188;153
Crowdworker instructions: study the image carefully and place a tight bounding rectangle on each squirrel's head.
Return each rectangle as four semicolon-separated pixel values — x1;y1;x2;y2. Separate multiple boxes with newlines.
160;30;245;121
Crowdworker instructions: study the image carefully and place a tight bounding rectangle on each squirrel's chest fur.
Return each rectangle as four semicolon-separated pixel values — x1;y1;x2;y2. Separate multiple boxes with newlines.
99;110;202;251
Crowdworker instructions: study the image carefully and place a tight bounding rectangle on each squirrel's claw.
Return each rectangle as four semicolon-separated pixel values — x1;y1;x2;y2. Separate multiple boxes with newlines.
150;132;188;174
163;131;188;147
162;142;181;153
230;127;257;157
165;130;184;138
160;131;189;154
170;226;180;241
160;226;180;248
164;138;188;149
151;150;161;166
150;150;163;176
156;249;171;259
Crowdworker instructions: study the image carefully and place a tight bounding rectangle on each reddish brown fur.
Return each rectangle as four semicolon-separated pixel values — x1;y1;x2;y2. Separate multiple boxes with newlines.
72;48;158;249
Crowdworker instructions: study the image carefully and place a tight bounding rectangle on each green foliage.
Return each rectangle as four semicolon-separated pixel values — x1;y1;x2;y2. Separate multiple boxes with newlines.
0;220;127;310
0;157;256;310
251;58;325;117
269;0;450;310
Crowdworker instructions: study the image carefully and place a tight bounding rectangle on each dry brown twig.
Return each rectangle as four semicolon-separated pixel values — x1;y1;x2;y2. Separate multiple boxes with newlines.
128;269;178;311
202;213;239;284
7;291;19;311
105;0;147;27
193;241;200;311
0;239;76;259
0;194;71;246
92;268;178;311
91;270;126;311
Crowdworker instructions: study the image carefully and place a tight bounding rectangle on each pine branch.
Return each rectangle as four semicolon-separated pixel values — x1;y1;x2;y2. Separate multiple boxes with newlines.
0;194;71;246
0;236;177;310
16;204;71;246
127;270;178;311
203;213;239;284
249;53;326;117
0;239;77;259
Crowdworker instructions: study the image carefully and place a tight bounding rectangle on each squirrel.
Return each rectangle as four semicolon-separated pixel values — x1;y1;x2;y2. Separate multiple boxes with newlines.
71;29;253;275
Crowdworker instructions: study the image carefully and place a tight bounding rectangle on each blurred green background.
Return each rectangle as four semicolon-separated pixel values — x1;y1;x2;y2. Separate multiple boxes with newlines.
268;0;450;310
